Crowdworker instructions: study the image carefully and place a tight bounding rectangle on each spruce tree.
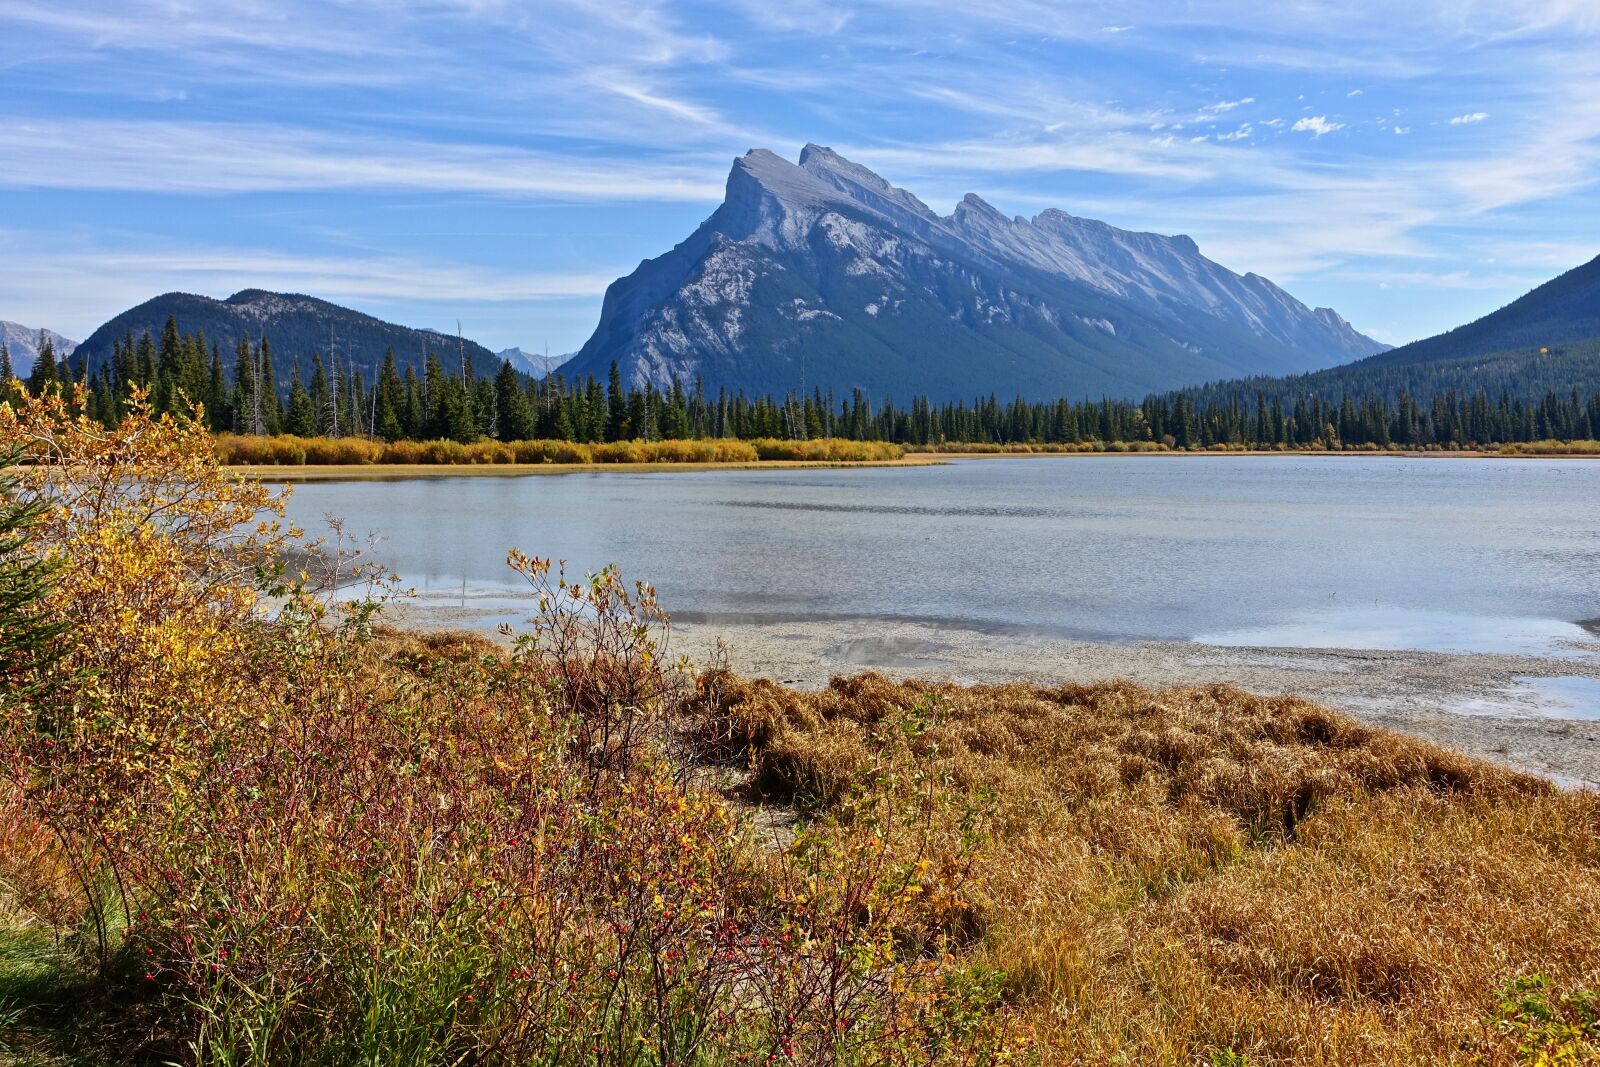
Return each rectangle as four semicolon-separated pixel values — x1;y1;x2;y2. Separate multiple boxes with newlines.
26;336;58;397
401;366;423;439
309;355;330;435
231;338;258;433
607;361;628;441
375;350;404;442
0;343;15;405
494;360;533;441
207;347;228;429
285;365;317;437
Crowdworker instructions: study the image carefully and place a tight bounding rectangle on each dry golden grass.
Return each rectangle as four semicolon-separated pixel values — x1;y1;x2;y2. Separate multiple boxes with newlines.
1499;439;1600;456
690;672;1600;1066
213;434;909;466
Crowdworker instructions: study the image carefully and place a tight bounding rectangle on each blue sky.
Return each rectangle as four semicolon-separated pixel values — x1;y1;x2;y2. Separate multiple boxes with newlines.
2;1;1598;353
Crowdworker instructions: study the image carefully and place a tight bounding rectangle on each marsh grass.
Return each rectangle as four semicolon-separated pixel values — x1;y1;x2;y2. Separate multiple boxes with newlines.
1499;439;1600;456
213;435;906;466
690;673;1600;1066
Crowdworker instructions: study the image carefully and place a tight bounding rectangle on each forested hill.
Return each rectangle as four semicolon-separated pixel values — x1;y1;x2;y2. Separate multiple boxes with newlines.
1172;254;1600;408
1363;253;1600;370
1175;338;1600;409
71;290;499;382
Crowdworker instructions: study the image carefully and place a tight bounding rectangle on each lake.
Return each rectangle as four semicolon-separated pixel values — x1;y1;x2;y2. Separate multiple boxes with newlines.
282;455;1600;659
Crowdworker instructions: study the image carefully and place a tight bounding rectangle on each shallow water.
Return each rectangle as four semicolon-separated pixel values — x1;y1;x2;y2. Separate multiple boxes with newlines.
283;455;1600;658
1451;676;1600;721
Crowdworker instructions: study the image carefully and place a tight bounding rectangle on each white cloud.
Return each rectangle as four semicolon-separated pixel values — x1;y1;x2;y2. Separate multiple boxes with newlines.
1347;89;1364;97
1204;97;1255;114
1449;112;1490;124
0;119;726;202
1292;116;1346;137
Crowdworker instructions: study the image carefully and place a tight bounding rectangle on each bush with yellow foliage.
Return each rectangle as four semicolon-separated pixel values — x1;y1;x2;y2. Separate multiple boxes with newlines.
0;387;1019;1065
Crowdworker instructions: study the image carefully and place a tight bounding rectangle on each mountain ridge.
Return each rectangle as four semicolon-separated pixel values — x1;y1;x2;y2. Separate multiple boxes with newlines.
1;321;78;377
563;145;1386;400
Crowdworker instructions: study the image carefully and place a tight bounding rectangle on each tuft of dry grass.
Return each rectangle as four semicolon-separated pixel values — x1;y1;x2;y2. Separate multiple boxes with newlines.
690;672;1600;1066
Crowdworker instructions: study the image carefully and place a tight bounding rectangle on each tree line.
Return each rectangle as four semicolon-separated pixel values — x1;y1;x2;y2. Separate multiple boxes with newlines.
5;317;1599;449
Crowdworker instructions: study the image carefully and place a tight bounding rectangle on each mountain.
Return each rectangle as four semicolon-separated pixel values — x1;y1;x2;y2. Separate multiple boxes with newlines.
564;145;1386;401
497;347;571;379
72;290;501;383
1;321;78;377
1175;254;1600;406
1356;254;1600;371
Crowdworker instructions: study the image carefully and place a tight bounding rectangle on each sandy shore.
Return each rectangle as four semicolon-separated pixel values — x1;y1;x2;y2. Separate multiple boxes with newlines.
380;601;1600;789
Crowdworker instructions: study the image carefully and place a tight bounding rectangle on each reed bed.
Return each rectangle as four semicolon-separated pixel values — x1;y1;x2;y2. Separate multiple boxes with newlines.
212;434;907;466
903;440;1170;454
1499;439;1600;455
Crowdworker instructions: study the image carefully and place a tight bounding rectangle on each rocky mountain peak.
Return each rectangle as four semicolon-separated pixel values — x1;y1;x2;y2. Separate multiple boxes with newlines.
564;145;1388;401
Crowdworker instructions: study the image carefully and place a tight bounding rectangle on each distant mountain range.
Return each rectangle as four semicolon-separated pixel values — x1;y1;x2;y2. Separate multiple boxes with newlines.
33;180;1597;411
561;145;1387;401
1177;253;1600;405
497;347;572;380
1;321;78;376
72;290;501;383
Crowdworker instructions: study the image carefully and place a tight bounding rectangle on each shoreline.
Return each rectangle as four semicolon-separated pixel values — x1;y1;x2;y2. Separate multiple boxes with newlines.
380;600;1600;789
234;447;1600;481
916;447;1600;459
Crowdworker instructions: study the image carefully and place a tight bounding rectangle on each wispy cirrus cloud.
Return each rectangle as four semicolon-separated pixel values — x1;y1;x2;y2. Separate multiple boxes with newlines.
0;119;725;201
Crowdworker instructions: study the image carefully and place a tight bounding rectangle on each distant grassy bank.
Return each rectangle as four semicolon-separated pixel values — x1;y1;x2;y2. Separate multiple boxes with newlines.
909;438;1600;457
213;433;1600;473
215;433;907;466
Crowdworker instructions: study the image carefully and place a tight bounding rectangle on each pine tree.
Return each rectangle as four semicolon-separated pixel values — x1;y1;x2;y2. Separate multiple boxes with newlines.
26;336;58;397
375;350;404;442
309;356;331;436
607;361;628;441
232;338;257;433
285;365;317;437
207;347;228;430
494;360;533;441
258;340;282;434
401;366;423;439
0;343;15;405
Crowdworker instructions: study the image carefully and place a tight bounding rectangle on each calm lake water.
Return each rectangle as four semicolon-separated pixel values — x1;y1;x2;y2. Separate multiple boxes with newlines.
283;456;1600;658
